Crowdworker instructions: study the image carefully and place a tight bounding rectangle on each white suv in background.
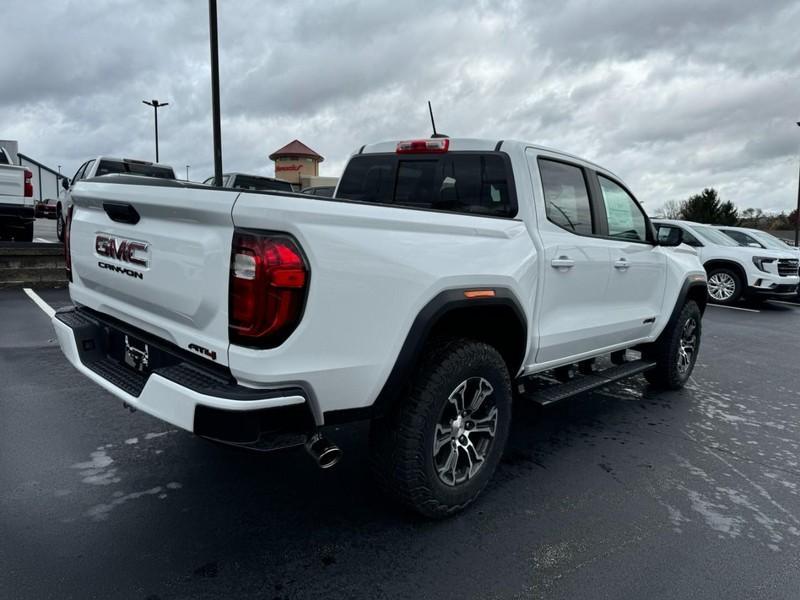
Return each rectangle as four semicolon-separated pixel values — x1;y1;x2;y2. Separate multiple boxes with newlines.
717;225;800;256
653;219;799;305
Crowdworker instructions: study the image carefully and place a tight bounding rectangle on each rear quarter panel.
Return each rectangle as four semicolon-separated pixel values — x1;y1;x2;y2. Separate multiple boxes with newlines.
229;193;537;420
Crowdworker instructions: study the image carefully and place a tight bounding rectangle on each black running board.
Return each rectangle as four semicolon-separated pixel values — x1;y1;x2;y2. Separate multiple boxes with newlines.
517;360;656;406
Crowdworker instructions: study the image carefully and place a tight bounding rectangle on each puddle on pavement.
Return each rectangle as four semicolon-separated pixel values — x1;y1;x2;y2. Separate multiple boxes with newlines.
66;430;183;521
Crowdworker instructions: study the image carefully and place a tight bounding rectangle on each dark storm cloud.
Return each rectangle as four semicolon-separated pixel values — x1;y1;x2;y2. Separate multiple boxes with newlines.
1;0;799;212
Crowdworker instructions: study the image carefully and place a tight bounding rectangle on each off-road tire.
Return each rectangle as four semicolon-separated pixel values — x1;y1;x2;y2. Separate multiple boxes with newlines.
644;300;701;390
369;337;512;518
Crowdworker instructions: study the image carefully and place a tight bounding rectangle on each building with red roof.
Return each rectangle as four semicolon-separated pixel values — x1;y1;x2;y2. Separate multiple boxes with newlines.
269;140;324;185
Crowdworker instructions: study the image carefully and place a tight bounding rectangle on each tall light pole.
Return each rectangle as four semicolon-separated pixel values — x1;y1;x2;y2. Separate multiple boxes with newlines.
795;122;800;247
208;0;223;186
142;99;169;162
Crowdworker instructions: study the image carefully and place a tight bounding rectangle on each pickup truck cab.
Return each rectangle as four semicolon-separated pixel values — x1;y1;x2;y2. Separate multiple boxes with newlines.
202;172;294;193
653;219;799;304
53;138;707;517
57;157;175;241
0;146;34;242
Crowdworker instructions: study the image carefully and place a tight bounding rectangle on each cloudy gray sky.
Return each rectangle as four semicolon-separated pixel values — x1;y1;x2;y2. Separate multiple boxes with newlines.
2;0;799;213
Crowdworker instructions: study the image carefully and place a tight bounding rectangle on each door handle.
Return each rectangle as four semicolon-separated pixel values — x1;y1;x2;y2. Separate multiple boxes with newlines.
614;258;629;270
551;256;575;269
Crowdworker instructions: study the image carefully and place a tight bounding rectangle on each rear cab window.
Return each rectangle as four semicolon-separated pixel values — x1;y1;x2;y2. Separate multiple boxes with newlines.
96;160;175;179
232;175;293;192
336;152;517;218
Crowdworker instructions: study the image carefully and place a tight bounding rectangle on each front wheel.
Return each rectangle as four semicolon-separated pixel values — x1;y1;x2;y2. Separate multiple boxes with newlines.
369;338;513;518
707;267;742;305
644;300;702;390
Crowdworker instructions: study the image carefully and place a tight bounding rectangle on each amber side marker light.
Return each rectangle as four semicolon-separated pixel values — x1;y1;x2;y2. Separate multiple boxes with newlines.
464;289;496;299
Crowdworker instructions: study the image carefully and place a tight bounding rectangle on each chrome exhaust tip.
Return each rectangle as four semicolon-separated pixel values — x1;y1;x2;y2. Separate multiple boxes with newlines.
305;432;342;469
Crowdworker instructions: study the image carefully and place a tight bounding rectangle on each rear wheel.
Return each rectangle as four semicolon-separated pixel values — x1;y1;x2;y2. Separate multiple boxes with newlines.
707;267;742;305
644;300;701;390
56;205;64;242
369;338;512;518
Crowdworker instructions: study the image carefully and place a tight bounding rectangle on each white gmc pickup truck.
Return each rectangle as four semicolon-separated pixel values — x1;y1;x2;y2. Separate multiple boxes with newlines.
0;146;35;242
53;138;707;517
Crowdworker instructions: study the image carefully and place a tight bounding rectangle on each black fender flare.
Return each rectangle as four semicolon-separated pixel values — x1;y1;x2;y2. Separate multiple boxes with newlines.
655;277;708;343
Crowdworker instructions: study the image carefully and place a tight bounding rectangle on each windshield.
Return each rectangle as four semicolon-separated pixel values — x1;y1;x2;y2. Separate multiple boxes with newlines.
96;160;175;179
750;230;795;251
689;225;740;246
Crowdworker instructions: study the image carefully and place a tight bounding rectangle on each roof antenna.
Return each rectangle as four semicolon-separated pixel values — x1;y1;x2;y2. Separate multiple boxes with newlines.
428;100;448;138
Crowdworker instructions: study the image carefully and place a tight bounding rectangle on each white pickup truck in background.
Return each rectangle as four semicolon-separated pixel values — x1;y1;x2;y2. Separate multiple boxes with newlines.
57;156;176;241
53;137;708;517
202;172;295;193
0;146;35;242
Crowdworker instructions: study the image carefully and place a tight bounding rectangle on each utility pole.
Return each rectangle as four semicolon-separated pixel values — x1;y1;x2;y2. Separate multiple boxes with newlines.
143;99;169;162
208;0;223;186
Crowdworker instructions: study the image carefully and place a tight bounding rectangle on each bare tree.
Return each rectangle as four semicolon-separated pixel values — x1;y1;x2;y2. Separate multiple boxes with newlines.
655;199;683;219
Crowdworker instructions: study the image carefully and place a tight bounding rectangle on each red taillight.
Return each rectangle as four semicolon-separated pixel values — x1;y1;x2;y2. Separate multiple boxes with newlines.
229;231;309;348
64;205;74;282
24;169;33;197
396;138;449;154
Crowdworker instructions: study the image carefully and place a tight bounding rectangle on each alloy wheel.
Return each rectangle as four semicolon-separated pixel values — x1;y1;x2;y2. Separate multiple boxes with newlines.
433;377;498;486
677;317;698;375
708;272;736;302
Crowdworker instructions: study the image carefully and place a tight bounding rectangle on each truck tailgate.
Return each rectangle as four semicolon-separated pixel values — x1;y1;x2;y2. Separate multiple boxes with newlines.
68;179;240;367
0;165;24;199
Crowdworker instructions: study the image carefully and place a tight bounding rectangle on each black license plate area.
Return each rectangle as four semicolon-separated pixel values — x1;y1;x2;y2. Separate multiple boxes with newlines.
106;328;179;375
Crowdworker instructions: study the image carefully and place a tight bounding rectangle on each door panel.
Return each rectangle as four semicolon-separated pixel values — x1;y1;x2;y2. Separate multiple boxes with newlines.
535;230;612;362
594;173;667;343
603;240;666;343
527;152;615;364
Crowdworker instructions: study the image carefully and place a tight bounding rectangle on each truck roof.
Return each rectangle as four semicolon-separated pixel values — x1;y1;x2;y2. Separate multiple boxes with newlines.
357;138;625;185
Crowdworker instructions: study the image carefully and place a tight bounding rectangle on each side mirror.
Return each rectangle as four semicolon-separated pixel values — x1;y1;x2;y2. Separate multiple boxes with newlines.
658;229;683;247
62;178;69;191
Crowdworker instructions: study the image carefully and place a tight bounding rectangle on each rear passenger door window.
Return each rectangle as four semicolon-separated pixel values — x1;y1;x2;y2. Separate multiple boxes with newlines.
538;159;593;235
597;176;648;242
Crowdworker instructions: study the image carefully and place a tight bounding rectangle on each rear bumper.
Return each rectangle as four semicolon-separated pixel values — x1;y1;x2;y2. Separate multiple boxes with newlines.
0;202;34;225
52;306;315;445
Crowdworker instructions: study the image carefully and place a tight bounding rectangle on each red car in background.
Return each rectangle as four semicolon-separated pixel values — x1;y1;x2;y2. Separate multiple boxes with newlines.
35;198;57;219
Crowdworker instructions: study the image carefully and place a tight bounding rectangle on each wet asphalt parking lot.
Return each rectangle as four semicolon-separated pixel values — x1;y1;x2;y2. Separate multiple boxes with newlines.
3;287;800;599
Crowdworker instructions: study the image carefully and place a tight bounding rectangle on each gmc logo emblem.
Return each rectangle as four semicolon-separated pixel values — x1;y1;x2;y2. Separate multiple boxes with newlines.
95;235;149;268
